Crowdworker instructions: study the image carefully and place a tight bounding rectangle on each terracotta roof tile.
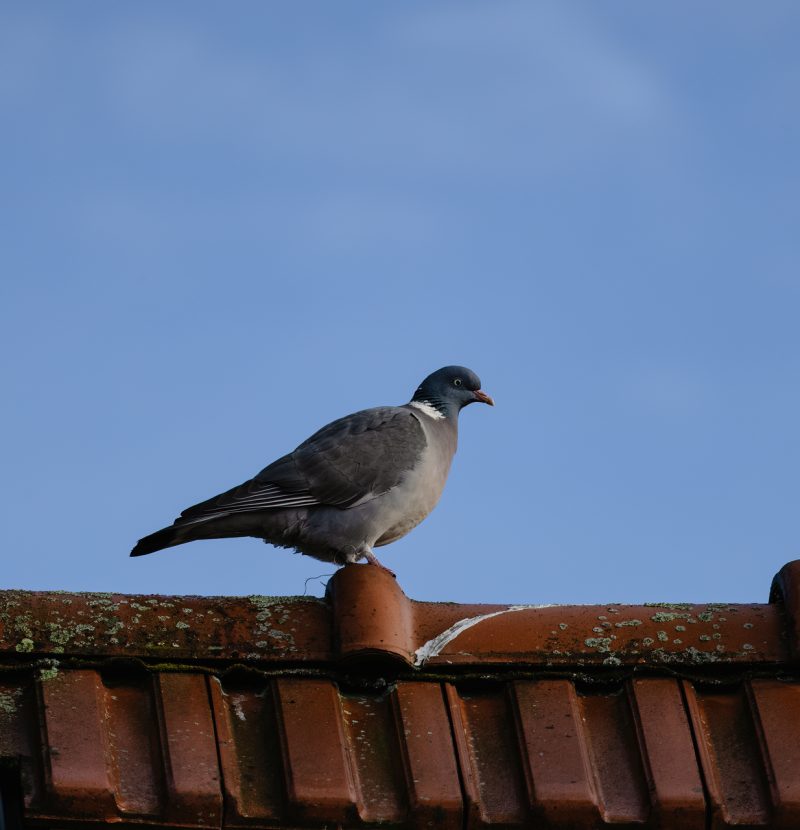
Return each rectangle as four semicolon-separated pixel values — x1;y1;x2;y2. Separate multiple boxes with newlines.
1;560;800;828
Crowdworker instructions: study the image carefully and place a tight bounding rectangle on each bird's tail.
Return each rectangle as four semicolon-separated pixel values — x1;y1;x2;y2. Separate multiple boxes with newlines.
130;525;190;557
130;514;253;557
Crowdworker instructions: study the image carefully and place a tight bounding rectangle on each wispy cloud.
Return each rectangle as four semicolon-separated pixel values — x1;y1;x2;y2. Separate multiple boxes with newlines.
86;4;681;178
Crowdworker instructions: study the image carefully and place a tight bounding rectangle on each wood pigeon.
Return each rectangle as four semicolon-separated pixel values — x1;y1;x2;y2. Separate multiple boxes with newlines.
131;366;493;571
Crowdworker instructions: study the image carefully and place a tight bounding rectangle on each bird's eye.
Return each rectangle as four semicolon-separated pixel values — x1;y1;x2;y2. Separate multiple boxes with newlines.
454;378;462;387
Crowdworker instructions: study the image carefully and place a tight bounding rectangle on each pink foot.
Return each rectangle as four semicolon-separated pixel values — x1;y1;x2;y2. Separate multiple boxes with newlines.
363;549;396;578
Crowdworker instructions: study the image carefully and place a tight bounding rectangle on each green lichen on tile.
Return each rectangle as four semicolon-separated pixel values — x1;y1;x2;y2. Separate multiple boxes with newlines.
46;623;74;646
15;638;34;653
652;646;722;665
14;615;34;639
95;616;125;637
656;630;669;642
641;637;655;646
130;602;151;612
650;611;694;623
249;595;293;627
247;595;309;649
614;619;642;627
558;623;568;630
38;662;60;682
0;690;20;714
645;602;694;610
175;621;190;630
584;637;613;653
269;630;296;647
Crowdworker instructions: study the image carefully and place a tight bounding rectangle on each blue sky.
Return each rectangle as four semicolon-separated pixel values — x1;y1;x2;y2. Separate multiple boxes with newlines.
2;2;798;604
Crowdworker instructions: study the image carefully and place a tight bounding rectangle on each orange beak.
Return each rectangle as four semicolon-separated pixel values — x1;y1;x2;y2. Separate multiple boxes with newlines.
473;389;495;406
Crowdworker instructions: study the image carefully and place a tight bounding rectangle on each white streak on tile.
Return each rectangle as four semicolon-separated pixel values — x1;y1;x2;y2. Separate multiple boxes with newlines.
413;604;556;667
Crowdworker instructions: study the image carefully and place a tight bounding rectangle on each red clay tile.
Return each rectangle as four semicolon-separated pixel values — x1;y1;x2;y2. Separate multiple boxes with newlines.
771;559;800;660
685;681;772;827
413;601;787;668
104;677;163;816
392;682;462;829
578;689;650;824
38;670;117;818
512;679;600;827
332;564;415;666
341;690;407;823
0;590;332;663
748;679;800;828
156;674;221;826
209;677;287;826
630;678;705;829
0;566;790;669
2;559;800;829
446;682;531;827
274;677;357;824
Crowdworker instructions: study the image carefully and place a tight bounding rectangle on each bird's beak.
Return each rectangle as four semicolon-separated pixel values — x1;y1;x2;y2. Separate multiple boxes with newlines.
473;389;495;406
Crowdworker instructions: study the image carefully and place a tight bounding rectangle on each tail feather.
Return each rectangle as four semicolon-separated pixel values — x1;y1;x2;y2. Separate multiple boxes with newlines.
130;514;255;556
130;525;189;557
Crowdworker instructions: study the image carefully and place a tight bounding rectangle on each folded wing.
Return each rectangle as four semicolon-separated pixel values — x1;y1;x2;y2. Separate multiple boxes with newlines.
173;406;426;526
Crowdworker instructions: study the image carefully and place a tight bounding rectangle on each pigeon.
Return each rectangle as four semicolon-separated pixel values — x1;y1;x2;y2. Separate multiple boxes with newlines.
130;366;493;571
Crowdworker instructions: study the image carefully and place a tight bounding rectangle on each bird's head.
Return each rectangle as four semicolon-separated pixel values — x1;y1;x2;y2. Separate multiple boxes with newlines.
411;365;494;419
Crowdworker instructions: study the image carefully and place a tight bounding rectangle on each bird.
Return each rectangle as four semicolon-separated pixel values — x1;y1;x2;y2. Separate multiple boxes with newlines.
131;366;493;571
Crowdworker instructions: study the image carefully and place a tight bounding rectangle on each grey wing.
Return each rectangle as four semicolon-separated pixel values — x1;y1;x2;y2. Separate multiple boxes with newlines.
172;407;426;526
175;454;319;526
291;406;427;507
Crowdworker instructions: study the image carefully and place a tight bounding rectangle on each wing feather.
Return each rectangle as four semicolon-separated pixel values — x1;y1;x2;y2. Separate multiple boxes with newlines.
171;406;426;527
291;406;427;506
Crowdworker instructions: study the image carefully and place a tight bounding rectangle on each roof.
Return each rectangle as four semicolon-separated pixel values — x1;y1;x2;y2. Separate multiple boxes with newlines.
1;561;799;829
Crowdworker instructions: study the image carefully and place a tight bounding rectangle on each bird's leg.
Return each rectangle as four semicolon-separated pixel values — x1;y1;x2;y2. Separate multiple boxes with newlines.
360;546;396;578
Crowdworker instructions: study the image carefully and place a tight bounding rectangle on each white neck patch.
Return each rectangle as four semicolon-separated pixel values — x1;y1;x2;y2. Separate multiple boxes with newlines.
409;400;445;420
